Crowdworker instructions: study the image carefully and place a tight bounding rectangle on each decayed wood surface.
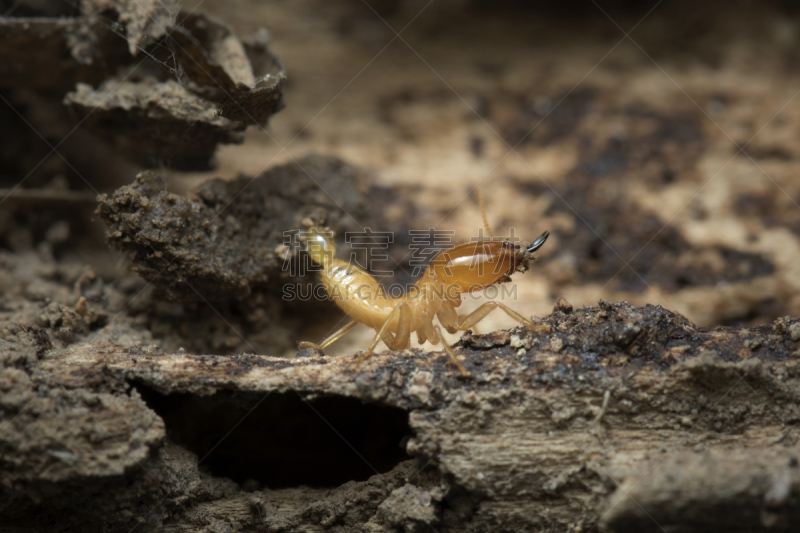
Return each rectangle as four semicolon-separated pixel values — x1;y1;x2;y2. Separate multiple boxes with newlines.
3;300;797;532
4;1;800;531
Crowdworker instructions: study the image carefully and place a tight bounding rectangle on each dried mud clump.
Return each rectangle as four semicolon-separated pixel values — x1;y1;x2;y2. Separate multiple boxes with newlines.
97;155;370;302
1;0;285;170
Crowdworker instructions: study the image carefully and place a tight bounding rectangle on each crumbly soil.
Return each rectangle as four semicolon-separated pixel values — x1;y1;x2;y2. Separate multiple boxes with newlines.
3;0;800;532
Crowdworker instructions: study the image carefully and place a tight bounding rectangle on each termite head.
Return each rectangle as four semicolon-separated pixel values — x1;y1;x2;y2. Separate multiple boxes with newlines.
300;227;337;267
427;230;550;295
510;230;550;274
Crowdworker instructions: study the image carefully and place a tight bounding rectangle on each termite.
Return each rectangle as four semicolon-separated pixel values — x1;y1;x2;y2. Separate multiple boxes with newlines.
297;193;550;376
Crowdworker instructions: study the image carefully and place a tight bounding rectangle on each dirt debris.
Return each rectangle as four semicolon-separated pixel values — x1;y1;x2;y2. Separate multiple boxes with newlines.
0;218;294;360
368;482;442;532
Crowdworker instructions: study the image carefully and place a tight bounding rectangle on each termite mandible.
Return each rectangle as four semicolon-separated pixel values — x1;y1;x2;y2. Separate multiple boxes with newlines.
297;192;550;376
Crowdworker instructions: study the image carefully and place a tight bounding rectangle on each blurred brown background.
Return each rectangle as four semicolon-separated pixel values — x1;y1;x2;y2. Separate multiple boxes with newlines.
3;0;800;357
180;0;800;351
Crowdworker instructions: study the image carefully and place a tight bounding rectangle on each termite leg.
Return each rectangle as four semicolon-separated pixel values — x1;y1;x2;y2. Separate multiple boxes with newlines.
381;330;396;347
362;303;412;359
437;304;460;334
299;320;358;352
432;325;468;377
457;302;550;333
392;304;412;350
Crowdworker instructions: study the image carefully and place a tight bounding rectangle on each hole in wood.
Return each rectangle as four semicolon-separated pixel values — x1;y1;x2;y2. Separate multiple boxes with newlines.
134;384;412;489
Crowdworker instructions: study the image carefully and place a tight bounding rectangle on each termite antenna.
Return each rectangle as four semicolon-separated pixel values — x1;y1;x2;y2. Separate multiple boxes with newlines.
476;188;493;239
527;231;550;253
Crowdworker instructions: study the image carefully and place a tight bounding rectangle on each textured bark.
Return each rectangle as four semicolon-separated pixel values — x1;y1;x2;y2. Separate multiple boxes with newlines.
4;300;800;531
